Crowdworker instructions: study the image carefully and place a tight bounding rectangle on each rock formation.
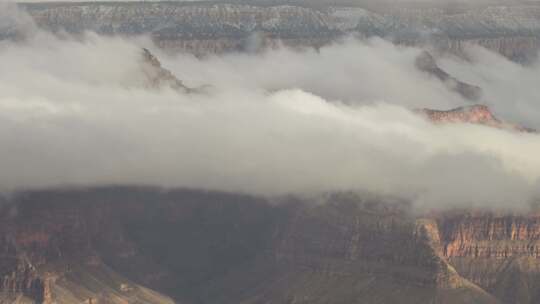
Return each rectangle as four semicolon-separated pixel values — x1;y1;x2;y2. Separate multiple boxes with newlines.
0;1;540;61
415;51;482;101
140;48;192;93
0;187;534;304
417;104;535;132
1;3;540;303
12;1;540;61
2;187;540;303
0;189;177;304
0;258;47;303
421;212;540;304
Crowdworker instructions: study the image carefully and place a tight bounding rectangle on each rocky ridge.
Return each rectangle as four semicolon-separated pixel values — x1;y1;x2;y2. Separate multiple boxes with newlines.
422;212;540;304
141;48;192;92
415;51;482;101
418;104;535;132
14;1;540;61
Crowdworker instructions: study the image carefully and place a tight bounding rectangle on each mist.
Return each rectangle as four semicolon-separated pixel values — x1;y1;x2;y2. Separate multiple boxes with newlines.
2;6;540;210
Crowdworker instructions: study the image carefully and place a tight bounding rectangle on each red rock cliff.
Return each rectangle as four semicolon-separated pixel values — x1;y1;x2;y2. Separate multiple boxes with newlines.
418;105;535;132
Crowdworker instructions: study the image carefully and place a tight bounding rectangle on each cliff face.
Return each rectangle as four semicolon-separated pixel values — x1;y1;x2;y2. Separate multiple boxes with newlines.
415;51;482;101
0;258;50;304
437;213;540;258
0;189;178;304
420;105;499;125
425;213;540;304
213;200;497;304
141;48;192;92
0;188;280;304
433;36;540;63
15;1;540;61
0;188;500;304
2;187;540;304
418;104;535;132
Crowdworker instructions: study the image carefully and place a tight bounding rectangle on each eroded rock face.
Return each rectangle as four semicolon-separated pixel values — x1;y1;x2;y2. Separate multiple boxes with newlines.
437;213;540;258
273;197;439;282
141;48;192;92
418;104;535;132
417;212;540;304
0;189;177;304
415;51;482;101
420;105;497;125
4;187;540;303
14;1;540;61
0;188;500;304
433;36;540;64
0;258;47;303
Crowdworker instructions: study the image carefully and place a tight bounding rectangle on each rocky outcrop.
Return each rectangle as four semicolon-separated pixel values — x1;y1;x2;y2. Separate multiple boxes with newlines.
141;48;192;93
415;51;482;101
419;105;498;125
0;189;176;304
0;259;47;303
437;213;540;259
418;104;535;132
411;212;540;304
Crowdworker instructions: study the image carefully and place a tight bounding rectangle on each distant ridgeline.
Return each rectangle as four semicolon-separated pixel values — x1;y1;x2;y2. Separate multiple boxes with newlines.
12;0;540;61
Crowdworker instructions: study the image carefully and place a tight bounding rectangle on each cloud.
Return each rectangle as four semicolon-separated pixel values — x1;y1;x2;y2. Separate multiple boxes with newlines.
0;2;36;38
439;47;540;130
2;18;540;211
163;38;469;110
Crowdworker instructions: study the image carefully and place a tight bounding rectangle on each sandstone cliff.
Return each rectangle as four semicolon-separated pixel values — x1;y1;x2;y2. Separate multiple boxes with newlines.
417;104;535;132
2;187;539;303
0;188;501;304
418;212;540;304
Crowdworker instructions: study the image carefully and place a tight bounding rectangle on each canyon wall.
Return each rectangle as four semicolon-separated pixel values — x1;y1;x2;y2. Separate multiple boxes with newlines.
3;187;540;303
0;188;505;304
14;1;540;61
430;212;540;304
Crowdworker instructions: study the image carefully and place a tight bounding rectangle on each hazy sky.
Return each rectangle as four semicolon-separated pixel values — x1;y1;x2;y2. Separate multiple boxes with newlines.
2;3;540;211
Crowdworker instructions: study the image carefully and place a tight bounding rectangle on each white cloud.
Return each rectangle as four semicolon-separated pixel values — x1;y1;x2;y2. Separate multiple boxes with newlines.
2;14;540;210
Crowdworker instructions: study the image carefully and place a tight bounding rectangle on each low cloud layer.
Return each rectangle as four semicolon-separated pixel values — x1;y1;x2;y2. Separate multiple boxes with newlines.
2;15;540;210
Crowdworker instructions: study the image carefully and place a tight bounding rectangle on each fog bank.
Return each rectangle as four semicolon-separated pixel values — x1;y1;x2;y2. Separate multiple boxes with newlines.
1;17;540;209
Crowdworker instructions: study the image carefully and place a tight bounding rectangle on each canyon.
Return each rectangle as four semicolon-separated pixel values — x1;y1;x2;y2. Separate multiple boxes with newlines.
2;2;540;303
0;188;539;303
1;29;536;304
14;0;540;61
